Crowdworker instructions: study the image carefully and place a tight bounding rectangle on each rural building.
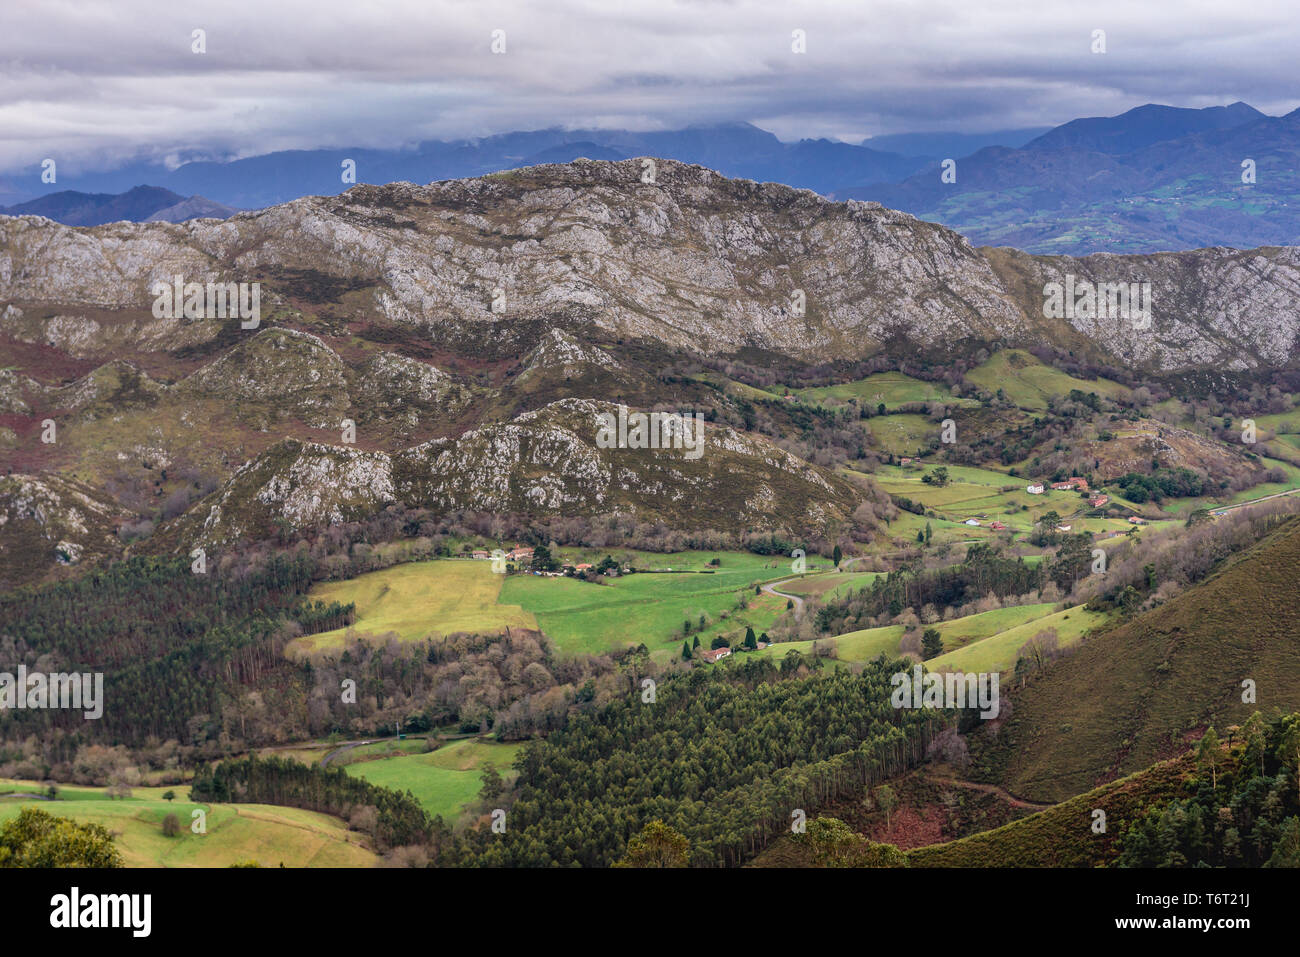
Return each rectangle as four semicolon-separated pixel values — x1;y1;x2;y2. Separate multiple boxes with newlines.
900;457;913;465
700;647;732;663
1027;484;1045;494
471;550;490;560
506;547;534;561
990;521;1006;530
575;562;594;571
1057;523;1072;531
1127;516;1146;525
964;518;981;526
1090;495;1109;507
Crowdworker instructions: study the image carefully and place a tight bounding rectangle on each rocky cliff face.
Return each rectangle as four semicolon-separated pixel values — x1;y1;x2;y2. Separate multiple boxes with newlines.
165;398;862;548
8;158;1296;370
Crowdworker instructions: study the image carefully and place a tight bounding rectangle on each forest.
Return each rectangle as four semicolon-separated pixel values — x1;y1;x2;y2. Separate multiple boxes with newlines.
442;657;949;867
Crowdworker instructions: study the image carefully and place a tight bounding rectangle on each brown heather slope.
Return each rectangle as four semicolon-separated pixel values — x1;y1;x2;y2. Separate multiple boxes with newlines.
909;753;1200;867
986;515;1300;804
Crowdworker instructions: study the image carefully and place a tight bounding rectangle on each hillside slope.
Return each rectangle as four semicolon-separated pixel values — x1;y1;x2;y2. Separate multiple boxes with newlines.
986;516;1300;803
160;398;865;548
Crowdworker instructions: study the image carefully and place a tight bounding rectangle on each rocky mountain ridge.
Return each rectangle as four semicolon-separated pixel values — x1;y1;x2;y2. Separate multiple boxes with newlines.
3;159;1298;372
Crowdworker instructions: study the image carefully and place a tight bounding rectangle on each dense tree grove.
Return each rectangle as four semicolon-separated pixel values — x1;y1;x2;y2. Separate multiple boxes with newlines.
0;555;317;746
0;806;122;868
1116;713;1300;867
190;755;442;849
1114;467;1208;503
442;657;948;867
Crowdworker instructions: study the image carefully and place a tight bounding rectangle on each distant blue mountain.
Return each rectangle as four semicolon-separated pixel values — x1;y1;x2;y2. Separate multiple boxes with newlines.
842;103;1300;254
0;123;927;210
0;185;240;226
861;127;1052;158
1022;101;1265;154
5;105;1297;255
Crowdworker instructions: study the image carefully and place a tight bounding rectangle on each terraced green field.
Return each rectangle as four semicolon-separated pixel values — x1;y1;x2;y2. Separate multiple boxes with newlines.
929;604;1105;672
758;602;1074;666
0;781;378;867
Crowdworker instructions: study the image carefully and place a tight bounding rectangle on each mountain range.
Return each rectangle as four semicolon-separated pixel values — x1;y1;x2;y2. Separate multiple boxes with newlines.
0;186;240;226
3;158;1298;375
4;103;1299;254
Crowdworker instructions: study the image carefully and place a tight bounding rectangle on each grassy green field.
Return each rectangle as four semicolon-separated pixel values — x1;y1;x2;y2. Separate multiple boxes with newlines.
758;602;1073;666
966;349;1130;411
776;571;880;598
929;604;1106;672
870;414;940;456
0;781;378;867
342;738;524;823
690;371;783;401
501;551;796;657
796;372;955;408
292;560;538;654
290;551;818;659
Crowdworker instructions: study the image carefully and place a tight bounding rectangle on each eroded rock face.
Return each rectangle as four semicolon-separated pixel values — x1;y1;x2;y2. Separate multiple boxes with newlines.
6;158;1297;369
0;474;128;588
986;246;1300;371
354;351;472;424
180;328;350;428
179;398;860;546
192;440;396;545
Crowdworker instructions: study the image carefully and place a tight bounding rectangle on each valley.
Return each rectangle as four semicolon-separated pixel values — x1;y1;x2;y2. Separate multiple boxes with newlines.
3;159;1300;873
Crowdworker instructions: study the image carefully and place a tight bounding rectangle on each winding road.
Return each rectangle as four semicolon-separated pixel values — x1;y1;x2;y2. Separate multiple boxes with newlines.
761;578;806;613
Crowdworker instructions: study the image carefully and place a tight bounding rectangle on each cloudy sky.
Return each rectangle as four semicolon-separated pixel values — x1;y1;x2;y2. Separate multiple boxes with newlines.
1;0;1297;172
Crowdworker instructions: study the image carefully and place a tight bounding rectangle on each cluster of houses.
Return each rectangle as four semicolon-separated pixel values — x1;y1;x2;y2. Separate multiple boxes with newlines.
1026;478;1108;508
467;546;598;577
1027;476;1091;495
961;514;1008;530
469;546;536;562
